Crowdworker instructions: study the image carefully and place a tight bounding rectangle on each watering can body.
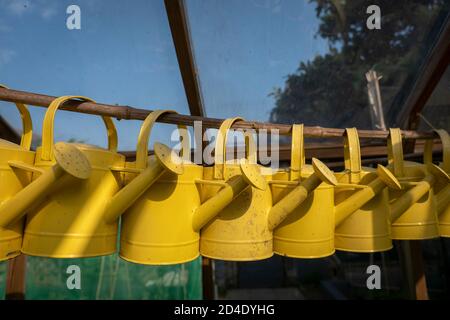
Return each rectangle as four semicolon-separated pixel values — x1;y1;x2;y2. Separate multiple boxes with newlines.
120;159;203;265
387;129;440;240
0;140;34;261
200;164;273;261
272;165;335;258
334;168;392;253
21;96;125;258
388;162;439;240
22;144;125;257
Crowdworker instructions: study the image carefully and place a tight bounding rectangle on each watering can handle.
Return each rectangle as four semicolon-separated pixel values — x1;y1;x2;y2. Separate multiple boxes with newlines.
289;124;305;181
0;84;32;150
424;129;450;173
41;96;118;161
214;117;257;180
387;128;405;177
344;128;362;183
135;110;190;170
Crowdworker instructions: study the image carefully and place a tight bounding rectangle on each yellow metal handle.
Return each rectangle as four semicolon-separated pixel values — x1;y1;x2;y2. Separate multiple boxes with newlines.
0;84;32;150
344;128;362;183
135;110;190;170
213;117;257;180
387;128;405;177
290;124;305;181
424;129;450;173
41;95;118;160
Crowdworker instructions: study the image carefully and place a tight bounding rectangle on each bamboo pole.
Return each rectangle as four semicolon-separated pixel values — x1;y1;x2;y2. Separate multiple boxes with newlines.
0;87;437;139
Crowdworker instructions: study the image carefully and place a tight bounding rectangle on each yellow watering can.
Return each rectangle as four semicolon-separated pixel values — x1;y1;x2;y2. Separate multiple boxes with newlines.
271;124;339;258
333;128;403;253
105;110;194;265
0;84;34;261
117;113;265;265
200;120;335;261
387;128;449;240
20;95;125;258
199;117;272;261
423;129;450;237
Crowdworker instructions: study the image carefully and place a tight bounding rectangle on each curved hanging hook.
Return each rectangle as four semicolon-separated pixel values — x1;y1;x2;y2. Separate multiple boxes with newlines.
213;117;257;180
344;128;362;183
41;95;118;161
0;84;32;150
135;109;190;170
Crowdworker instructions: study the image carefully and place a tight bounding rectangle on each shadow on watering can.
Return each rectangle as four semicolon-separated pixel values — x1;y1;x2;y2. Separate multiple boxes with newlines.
271;124;338;258
200;120;336;261
387;128;449;240
20;96;125;258
0;84;34;261
423;130;450;236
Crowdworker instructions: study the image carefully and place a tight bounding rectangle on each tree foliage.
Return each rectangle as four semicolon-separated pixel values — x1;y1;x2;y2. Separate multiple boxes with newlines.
270;0;449;128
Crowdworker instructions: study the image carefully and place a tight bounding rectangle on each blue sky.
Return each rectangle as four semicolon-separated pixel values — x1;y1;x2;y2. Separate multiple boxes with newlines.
0;0;327;150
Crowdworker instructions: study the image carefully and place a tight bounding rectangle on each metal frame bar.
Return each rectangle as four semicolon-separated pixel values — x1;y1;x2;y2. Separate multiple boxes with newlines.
164;0;205;117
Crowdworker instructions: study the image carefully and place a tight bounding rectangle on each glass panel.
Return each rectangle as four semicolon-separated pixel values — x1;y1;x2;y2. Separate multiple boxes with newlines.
0;262;6;299
186;0;450;129
418;64;450;130
25;256;202;300
0;0;188;150
0;0;201;300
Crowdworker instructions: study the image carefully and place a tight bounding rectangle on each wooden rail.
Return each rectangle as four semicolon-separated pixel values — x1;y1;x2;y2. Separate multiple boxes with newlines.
0;87;438;139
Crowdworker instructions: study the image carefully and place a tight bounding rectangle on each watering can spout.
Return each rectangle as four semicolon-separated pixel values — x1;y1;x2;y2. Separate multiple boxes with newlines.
104;143;184;224
192;159;267;232
267;158;337;231
335;164;402;227
0;142;91;228
390;164;450;222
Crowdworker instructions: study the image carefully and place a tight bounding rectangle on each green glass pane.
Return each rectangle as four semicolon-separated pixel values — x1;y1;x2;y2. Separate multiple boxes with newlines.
0;261;6;299
25;255;202;300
